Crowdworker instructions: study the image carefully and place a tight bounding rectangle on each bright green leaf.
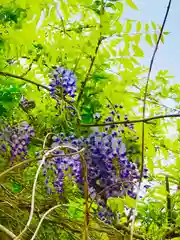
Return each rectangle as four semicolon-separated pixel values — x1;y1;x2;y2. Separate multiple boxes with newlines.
12;183;21;193
145;34;153;46
125;0;138;10
125;20;132;33
115;1;123;15
160;34;164;44
145;23;149;32
115;22;123;33
125;195;136;208
163;31;170;35
151;21;156;30
177;119;180;130
153;32;158;43
136;21;141;32
106;2;115;8
147;157;154;173
132;44;144;57
107;197;124;213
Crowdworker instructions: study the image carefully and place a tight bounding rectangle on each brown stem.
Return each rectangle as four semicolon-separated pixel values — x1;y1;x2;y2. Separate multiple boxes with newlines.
0;71;74;106
165;176;172;225
76;37;102;105
0;71;50;91
77;0;104;105
80;153;89;240
78;113;180;127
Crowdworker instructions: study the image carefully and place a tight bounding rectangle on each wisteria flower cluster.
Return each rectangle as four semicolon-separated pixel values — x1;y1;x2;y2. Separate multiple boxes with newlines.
40;104;148;223
49;67;77;103
0;121;35;162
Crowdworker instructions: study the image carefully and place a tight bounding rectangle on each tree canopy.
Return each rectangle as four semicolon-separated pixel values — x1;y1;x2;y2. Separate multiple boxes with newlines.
1;0;180;240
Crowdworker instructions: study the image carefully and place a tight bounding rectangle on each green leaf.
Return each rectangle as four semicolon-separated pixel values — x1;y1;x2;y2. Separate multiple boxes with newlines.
145;34;153;46
145;23;149;32
106;2;115;8
163;31;170;35
136;21;141;32
107;197;118;212
147;157;154;173
67;200;84;220
0;104;7;115
160;34;164;44
115;1;123;15
81;114;93;123
177;119;180;130
133;33;141;44
107;197;124;213
125;0;138;10
151;21;156;30
115;22;123;33
125;195;136;208
151;185;167;201
132;44;144;57
12;183;21;193
125;20;132;33
117;198;125;213
153;33;158;43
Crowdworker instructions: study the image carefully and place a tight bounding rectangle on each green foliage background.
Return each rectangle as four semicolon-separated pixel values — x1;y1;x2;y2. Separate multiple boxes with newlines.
0;0;180;239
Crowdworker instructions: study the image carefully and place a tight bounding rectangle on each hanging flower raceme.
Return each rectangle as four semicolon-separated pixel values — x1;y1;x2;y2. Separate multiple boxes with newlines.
40;104;148;224
0;121;34;162
49;67;77;103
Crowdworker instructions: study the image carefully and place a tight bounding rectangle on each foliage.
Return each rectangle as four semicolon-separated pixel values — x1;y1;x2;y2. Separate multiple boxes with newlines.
0;0;179;240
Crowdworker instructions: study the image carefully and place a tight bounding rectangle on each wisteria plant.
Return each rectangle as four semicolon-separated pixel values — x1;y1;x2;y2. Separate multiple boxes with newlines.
1;0;179;240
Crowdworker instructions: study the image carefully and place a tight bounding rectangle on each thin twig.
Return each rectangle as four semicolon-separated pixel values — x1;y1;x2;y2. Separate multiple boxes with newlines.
30;204;62;240
78;113;180;127
0;149;85;180
140;0;172;183
163;226;180;239
20;61;34;77
0;158;37;180
0;71;73;106
20;55;40;77
43;132;53;149
76;37;103;105
130;1;172;239
80;153;89;240
48;24;96;33
36;206;143;239
77;0;104;105
31;203;122;240
0;209;34;235
165;175;172;224
55;3;72;39
0;71;50;91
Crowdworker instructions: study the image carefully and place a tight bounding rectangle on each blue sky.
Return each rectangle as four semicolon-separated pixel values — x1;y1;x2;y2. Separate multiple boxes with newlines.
124;0;179;84
123;1;179;191
122;0;179;110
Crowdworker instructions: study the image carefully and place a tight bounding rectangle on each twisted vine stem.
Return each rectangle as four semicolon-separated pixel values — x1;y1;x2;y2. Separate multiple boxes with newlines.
0;224;16;239
13;132;85;240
